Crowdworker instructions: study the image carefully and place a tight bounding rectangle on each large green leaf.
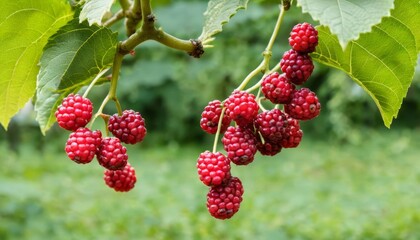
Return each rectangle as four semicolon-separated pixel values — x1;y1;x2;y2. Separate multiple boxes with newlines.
297;0;394;48
198;0;249;44
0;0;72;130
79;0;115;25
35;19;117;133
312;0;420;128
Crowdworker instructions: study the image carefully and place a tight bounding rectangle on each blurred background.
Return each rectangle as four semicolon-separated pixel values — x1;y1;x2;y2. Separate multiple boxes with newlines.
1;0;419;239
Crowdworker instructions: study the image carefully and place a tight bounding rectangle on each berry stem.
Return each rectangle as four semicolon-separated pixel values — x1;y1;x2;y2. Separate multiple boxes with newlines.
236;5;286;91
83;68;110;98
109;46;125;116
103;10;124;27
212;107;227;153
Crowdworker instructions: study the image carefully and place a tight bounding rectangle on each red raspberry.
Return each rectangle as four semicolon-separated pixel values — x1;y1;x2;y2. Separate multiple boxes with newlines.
281;116;303;148
224;90;259;127
104;163;137;192
254;109;288;144
261;72;296;104
207;177;244;220
280;49;314;85
197;151;231;187
289;22;318;53
200;100;231;134
284;88;321;120
65;128;102;164
55;94;93;131
256;137;282;156
222;126;257;165
108;110;147;144
96;137;128;170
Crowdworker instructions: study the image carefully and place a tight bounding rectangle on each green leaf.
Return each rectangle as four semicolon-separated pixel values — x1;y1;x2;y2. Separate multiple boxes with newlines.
296;0;394;48
0;0;72;129
312;0;420;128
79;0;114;26
198;0;249;44
35;19;117;133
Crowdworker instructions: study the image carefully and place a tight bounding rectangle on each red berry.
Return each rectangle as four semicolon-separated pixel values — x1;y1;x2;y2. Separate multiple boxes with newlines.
254;109;288;144
222;126;257;165
197;151;231;187
261;72;296;104
96;137;128;170
280;49;314;85
104;163;137;192
108;110;147;145
289;22;318;53
284;88;321;120
55;94;93;131
224;90;259;127
207;177;244;220
65;128;102;164
200;100;231;134
281;116;303;148
256;138;282;156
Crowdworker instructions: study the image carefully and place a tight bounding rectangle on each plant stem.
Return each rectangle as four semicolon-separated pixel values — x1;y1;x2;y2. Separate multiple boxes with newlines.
212;107;226;153
83;68;110;98
126;0;142;36
235;5;286;91
109;48;124;115
119;0;131;12
104;10;124;27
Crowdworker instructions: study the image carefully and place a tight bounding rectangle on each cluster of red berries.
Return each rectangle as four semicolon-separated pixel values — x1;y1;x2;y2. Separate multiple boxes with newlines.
197;22;320;219
55;93;147;192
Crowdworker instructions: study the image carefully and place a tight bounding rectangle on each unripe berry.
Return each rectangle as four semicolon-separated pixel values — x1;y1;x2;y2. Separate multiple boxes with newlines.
197;151;231;187
65;128;102;164
55;94;93;131
108;110;147;145
224;90;259;127
254;109;288;144
284;88;321;120
261;72;296;104
280;49;314;85
96;137;128;170
200;100;231;134
222;126;257;165
289;22;318;53
207;177;244;220
104;163;137;192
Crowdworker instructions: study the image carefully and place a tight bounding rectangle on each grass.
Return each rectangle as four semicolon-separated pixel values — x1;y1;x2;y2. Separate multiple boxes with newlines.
0;129;419;240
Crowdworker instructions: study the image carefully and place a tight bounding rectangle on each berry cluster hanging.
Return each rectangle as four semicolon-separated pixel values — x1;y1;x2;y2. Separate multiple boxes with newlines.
55;94;147;192
197;22;320;220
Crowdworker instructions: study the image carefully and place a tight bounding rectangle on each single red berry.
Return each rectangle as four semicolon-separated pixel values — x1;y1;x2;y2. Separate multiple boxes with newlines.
197;151;231;187
222;126;257;165
280;49;314;85
108;110;147;144
97;137;128;170
289;22;318;53
254;109;288;144
224;90;259;127
200;100;231;134
65;128;102;164
256;138;283;156
284;88;321;120
261;72;296;104
55;94;93;131
104;163;137;192
281;116;303;148
207;177;244;220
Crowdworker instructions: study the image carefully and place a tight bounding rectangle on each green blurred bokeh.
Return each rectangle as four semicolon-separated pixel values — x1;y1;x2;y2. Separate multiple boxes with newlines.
0;1;419;239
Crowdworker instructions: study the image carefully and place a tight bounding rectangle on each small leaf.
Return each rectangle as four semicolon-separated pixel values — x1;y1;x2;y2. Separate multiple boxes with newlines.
0;0;72;129
35;19;117;133
198;0;249;44
312;0;420;127
79;0;115;26
296;0;394;48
